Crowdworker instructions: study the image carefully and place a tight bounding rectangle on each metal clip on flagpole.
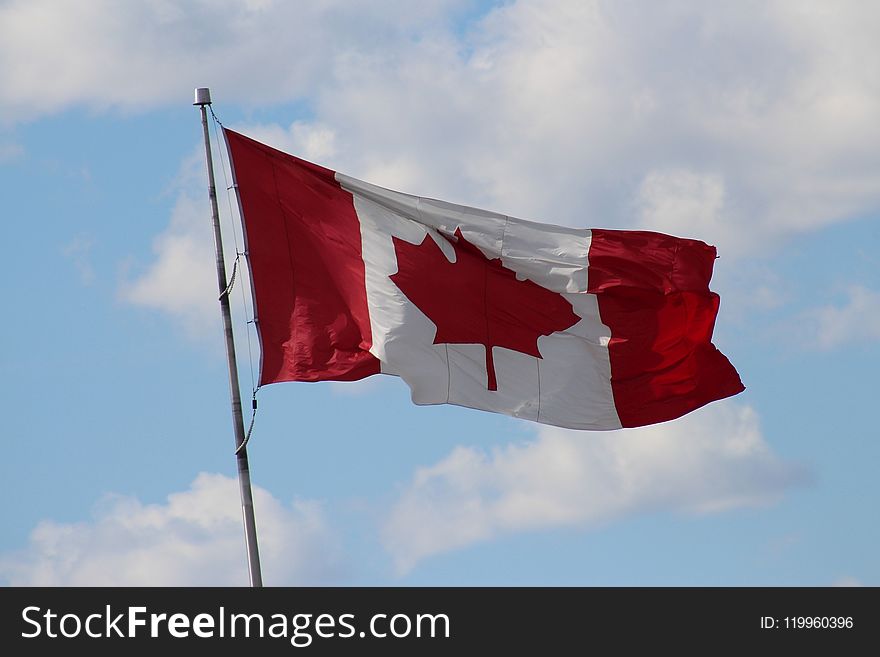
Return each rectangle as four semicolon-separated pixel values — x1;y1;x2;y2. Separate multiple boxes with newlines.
194;87;263;587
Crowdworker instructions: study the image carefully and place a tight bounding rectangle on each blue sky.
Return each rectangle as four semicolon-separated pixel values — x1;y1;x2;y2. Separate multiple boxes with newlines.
1;0;878;586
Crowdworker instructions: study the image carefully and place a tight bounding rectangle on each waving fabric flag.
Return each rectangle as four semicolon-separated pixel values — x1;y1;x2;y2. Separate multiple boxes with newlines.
225;129;744;430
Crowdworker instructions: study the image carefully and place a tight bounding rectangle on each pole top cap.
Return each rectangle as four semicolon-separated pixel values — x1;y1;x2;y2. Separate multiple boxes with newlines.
194;87;212;106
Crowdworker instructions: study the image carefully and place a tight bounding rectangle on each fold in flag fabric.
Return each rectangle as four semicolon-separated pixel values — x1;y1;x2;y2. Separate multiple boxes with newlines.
225;128;744;430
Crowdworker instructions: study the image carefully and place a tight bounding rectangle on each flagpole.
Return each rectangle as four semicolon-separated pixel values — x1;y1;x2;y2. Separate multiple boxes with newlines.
194;87;263;587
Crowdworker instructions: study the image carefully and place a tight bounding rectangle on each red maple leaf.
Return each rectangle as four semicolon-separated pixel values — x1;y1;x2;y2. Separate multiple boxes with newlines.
390;228;581;391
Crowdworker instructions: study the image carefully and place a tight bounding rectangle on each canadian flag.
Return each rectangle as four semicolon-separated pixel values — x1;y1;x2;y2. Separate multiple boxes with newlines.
225;129;744;430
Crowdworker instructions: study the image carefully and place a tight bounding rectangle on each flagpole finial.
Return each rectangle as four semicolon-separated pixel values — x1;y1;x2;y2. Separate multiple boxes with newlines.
194;87;212;106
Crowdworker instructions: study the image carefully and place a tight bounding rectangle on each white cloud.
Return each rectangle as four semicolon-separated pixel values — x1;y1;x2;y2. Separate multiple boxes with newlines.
801;286;880;349
121;187;218;334
0;0;463;121
3;0;877;250
293;0;880;254
635;169;734;251
0;473;342;586
115;1;880;330
120;140;264;350
239;121;339;164
119;144;240;336
384;402;807;573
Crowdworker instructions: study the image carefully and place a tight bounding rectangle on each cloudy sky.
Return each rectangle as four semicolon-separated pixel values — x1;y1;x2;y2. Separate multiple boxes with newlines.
1;0;877;586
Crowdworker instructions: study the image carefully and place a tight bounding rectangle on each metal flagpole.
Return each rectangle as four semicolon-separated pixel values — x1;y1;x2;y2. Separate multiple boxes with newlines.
194;87;263;587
